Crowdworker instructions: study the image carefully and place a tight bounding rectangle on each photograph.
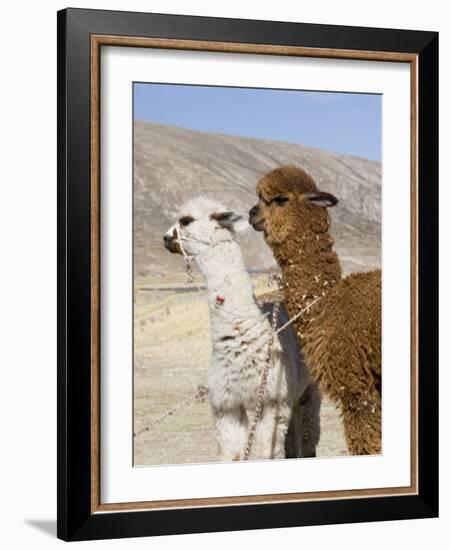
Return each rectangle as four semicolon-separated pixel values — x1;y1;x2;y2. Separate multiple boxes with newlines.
132;83;382;466
55;7;439;541
0;0;444;545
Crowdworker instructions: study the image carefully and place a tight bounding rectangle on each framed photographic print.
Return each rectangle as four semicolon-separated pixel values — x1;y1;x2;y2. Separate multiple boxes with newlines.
57;8;439;541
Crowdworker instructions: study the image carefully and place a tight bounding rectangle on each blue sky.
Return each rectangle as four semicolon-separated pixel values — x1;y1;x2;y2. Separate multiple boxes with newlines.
134;83;381;161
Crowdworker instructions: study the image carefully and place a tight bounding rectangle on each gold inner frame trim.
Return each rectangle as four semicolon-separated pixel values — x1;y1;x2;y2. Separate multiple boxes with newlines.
90;34;419;514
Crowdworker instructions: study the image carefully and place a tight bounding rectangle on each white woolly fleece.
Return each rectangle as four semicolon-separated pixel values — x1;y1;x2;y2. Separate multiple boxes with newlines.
165;197;316;461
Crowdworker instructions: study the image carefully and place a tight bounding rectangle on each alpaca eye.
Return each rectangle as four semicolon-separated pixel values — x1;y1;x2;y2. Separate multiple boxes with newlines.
179;216;194;227
273;195;288;205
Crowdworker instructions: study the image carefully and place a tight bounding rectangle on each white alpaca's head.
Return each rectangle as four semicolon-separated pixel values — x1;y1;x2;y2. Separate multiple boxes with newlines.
164;197;248;257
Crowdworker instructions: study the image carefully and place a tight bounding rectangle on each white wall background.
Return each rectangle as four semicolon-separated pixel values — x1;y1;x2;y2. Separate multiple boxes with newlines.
0;1;447;548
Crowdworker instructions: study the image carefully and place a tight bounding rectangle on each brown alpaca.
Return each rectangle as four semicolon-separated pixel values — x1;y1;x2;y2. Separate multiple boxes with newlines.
249;165;381;455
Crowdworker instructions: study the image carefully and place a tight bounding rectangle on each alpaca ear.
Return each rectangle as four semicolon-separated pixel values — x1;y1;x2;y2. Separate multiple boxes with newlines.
211;211;249;232
304;191;338;208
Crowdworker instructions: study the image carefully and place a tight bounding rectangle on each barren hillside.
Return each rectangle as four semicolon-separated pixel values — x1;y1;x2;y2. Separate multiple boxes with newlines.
134;121;381;277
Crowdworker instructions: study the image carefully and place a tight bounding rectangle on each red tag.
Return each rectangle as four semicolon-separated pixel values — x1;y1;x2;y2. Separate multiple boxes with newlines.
216;295;225;305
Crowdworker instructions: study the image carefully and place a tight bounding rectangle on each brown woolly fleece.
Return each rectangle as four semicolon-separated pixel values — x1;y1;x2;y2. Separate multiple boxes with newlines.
251;165;381;455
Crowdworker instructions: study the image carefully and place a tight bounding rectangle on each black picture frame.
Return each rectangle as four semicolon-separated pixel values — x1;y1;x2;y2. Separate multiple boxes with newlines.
57;7;438;541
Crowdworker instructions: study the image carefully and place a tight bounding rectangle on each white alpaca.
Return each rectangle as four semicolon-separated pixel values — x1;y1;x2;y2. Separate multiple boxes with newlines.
164;197;317;461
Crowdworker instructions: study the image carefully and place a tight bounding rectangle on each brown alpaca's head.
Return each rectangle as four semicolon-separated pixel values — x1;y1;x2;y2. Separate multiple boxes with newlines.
249;165;338;247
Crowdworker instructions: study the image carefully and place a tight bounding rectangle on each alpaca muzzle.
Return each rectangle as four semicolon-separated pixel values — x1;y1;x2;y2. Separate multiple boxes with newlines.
163;231;181;254
248;204;265;232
